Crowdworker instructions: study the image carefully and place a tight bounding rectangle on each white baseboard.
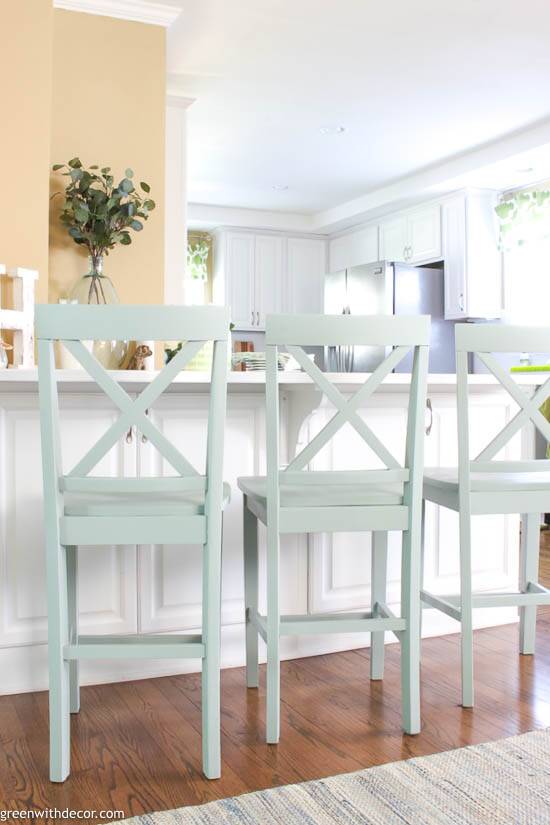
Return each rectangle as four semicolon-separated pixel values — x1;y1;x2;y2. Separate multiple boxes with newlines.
0;607;519;696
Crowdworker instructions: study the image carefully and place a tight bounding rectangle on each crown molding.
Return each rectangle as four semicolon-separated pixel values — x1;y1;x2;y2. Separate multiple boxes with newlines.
53;0;181;27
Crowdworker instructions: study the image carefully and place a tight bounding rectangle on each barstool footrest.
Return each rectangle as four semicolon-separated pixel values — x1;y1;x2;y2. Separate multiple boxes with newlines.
64;634;205;660
248;608;406;637
421;585;550;618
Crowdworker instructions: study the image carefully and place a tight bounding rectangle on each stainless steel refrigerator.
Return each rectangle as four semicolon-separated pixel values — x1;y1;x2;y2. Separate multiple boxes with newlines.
324;260;456;373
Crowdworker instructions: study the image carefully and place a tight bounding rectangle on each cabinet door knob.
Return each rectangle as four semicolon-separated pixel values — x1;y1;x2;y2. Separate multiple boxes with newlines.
459;292;464;312
425;398;433;436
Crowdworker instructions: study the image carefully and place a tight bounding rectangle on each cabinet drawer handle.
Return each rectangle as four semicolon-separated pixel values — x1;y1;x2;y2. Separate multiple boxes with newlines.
251;310;254;326
459;292;464;312
425;398;433;436
125;426;134;444
256;311;260;326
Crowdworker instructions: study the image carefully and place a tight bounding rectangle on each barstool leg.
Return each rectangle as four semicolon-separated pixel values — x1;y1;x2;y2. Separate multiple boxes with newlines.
47;539;71;782
401;521;421;735
66;546;80;714
419;500;426;639
520;513;540;655
459;508;474;708
202;517;222;779
370;531;388;680
266;522;280;744
243;500;259;688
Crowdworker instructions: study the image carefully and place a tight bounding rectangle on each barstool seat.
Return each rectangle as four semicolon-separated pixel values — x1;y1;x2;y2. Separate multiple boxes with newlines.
425;467;550;494
238;476;404;507
64;483;231;517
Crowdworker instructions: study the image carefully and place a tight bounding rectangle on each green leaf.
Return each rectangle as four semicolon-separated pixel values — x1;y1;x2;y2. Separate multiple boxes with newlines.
70;168;83;182
140;181;151;193
119;232;132;245
52;163;64;171
89;165;99;169
130;220;143;231
125;168;134;178
144;199;156;210
68;157;82;169
101;167;111;174
119;178;134;194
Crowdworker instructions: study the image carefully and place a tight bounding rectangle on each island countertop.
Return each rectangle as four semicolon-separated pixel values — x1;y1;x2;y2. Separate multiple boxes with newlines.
0;368;540;394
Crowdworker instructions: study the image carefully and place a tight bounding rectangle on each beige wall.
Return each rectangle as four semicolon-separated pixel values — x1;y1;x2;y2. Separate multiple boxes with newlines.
0;0;53;303
49;10;166;305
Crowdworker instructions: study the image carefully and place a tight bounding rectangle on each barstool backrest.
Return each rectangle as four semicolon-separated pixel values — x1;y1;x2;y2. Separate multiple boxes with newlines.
36;304;230;496
265;313;431;508
456;323;550;486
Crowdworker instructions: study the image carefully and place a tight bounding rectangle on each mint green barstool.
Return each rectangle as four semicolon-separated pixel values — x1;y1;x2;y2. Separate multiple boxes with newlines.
423;323;550;708
37;304;230;782
239;313;431;742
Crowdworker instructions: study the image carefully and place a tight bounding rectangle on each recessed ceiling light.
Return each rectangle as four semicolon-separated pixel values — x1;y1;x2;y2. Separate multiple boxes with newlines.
319;125;346;135
272;184;289;191
516;166;535;174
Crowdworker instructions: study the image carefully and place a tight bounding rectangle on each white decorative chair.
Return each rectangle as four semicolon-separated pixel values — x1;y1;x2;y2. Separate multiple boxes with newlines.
36;304;230;781
238;313;431;742
422;323;550;707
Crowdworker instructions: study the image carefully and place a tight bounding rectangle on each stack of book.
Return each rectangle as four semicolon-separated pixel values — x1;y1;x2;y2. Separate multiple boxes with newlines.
232;340;254;371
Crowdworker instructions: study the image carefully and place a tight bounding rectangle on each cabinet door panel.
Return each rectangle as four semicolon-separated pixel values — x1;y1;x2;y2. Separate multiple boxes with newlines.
329;225;378;272
423;393;520;597
307;397;408;614
285;237;325;314
307;392;520;630
227;232;255;330
442;196;467;319
255;234;284;328
408;204;441;263
0;394;137;647
138;395;307;633
379;216;408;263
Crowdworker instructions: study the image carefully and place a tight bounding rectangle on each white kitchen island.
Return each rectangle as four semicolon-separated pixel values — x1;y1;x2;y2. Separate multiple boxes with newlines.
0;369;535;695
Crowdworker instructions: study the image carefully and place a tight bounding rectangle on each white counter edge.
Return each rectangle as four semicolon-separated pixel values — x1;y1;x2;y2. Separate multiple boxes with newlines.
0;368;540;391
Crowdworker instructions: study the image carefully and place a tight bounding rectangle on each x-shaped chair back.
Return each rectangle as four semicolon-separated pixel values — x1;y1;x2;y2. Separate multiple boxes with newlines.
36;304;230;490
456;323;550;483
265;313;431;497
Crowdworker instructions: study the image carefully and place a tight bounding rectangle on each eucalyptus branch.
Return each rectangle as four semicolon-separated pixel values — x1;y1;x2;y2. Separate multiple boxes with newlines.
52;157;156;259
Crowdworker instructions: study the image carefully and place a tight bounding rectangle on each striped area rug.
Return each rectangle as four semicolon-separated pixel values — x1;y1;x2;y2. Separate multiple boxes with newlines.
125;729;550;824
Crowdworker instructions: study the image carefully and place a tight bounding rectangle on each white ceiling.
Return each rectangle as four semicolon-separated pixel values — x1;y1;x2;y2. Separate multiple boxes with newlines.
166;0;550;215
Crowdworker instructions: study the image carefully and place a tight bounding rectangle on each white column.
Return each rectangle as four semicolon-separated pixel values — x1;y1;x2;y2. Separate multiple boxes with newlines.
164;95;194;305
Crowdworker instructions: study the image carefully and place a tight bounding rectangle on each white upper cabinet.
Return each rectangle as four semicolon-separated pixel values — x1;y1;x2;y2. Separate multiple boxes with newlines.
407;205;441;263
379;215;408;263
285;237;326;314
255;234;284;327
328;224;378;272
225;232;255;329
379;204;441;264
442;192;502;319
213;230;326;329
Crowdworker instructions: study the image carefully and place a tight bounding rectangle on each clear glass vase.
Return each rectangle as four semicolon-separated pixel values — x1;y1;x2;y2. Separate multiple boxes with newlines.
69;255;128;369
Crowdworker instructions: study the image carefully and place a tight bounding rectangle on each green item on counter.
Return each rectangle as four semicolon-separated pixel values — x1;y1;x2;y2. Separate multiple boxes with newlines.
510;364;550;372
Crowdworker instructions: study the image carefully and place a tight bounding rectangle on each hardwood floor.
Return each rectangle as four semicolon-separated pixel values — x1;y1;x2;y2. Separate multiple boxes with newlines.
2;530;550;820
